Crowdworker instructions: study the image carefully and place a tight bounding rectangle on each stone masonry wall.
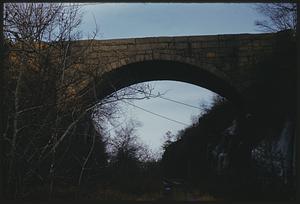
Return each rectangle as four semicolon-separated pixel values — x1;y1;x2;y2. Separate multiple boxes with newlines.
68;32;277;98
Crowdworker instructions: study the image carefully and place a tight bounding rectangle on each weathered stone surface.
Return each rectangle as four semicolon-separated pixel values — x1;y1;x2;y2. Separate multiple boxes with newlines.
69;31;293;106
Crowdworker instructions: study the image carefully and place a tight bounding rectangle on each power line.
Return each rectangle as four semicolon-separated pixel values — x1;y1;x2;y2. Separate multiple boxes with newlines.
158;95;203;110
127;86;204;110
123;100;189;127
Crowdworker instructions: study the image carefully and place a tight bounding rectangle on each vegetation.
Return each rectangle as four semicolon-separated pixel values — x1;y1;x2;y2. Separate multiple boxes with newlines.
254;3;297;32
2;3;158;199
0;2;296;201
160;29;296;200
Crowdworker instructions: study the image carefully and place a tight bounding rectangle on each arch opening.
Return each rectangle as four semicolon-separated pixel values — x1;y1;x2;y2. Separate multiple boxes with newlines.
86;60;258;200
91;60;244;110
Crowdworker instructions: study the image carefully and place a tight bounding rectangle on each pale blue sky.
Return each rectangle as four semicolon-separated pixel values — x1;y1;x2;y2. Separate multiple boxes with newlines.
80;3;263;39
80;3;265;153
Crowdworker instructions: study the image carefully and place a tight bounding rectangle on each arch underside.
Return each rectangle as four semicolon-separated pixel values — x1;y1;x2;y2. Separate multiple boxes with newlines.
91;60;244;109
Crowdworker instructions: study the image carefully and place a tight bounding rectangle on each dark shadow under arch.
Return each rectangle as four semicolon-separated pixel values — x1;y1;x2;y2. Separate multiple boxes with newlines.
89;60;244;110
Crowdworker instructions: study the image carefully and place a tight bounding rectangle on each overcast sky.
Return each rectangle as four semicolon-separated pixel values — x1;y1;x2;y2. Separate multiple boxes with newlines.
80;3;265;153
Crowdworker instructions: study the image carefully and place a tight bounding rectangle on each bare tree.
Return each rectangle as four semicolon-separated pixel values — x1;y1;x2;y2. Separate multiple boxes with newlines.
108;120;141;160
92;83;158;132
254;3;297;32
162;131;176;150
3;3;160;199
106;119;155;164
3;3;90;198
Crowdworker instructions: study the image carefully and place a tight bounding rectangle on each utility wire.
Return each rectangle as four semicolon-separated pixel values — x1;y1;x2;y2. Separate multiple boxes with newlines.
127;86;204;111
123;100;189;127
158;95;203;110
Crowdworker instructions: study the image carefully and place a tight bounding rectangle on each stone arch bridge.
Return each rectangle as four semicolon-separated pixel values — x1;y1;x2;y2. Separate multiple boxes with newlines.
67;30;294;112
64;30;295;175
